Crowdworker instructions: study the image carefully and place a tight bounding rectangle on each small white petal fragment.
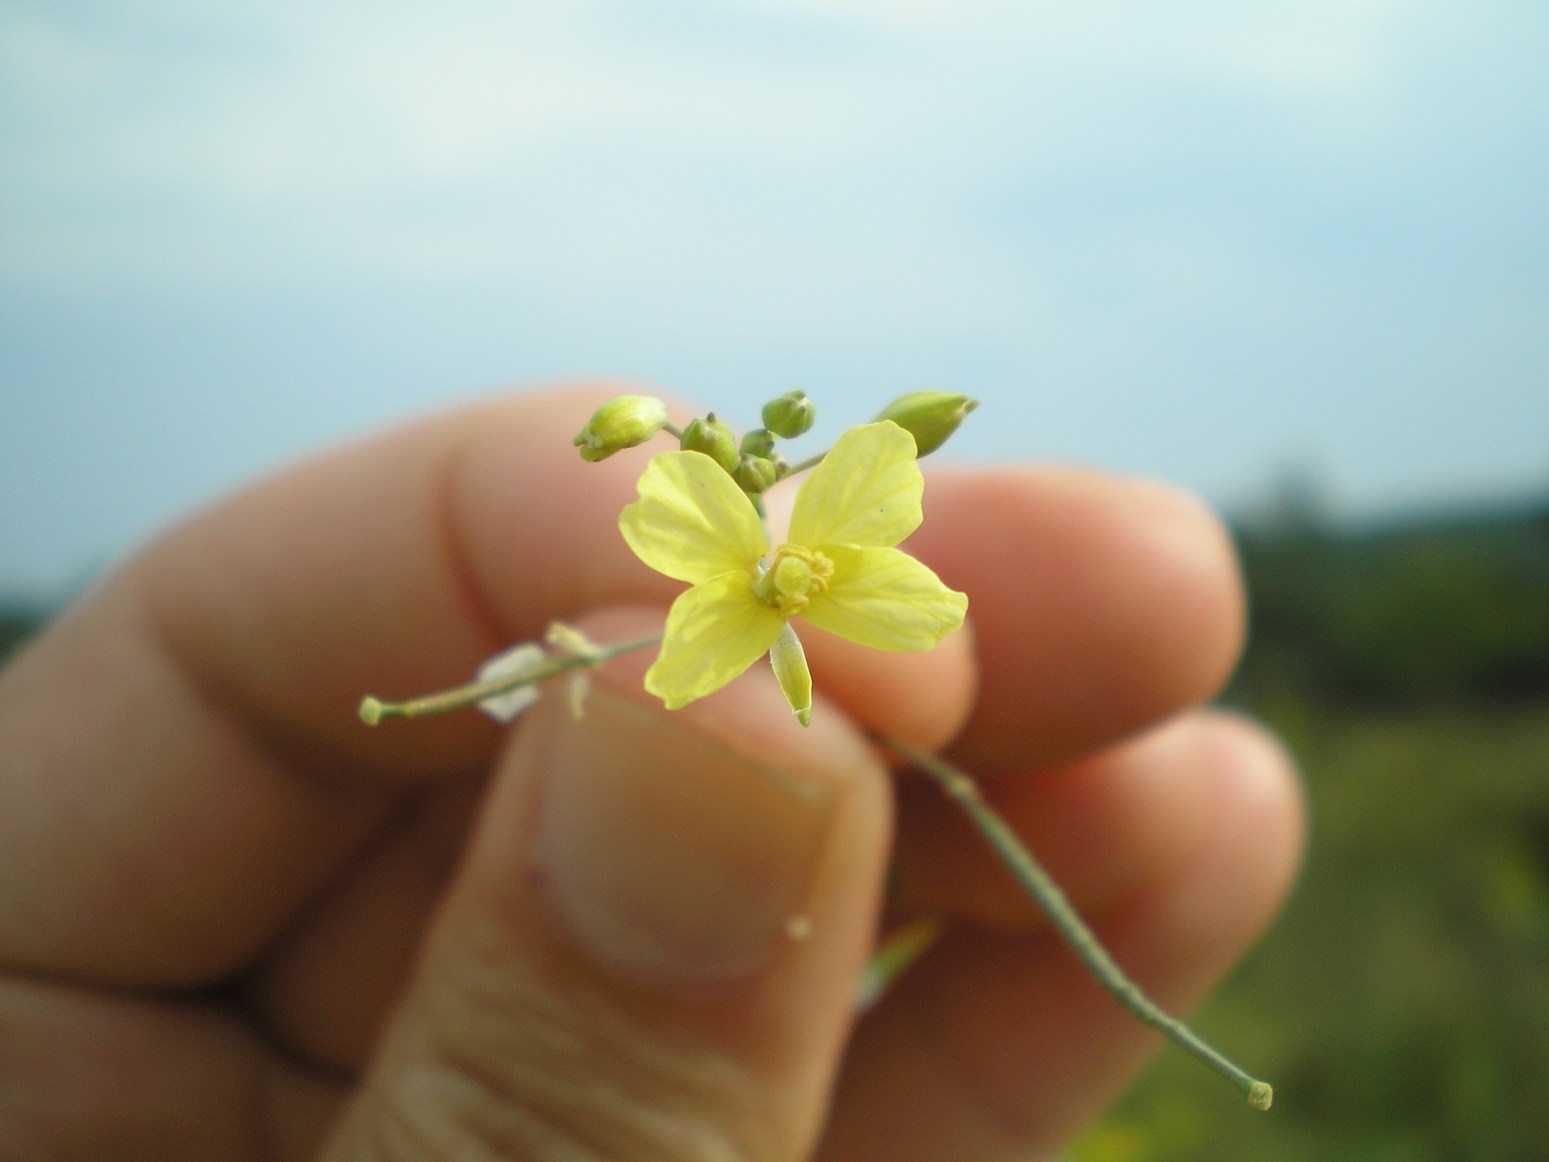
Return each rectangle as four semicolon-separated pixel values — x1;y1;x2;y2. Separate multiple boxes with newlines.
475;642;546;723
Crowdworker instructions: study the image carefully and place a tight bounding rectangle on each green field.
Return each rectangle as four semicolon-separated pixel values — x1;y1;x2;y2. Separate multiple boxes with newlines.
1077;503;1549;1161
1077;701;1549;1161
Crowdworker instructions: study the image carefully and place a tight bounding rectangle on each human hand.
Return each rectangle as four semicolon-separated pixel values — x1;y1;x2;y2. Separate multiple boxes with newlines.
0;386;1302;1159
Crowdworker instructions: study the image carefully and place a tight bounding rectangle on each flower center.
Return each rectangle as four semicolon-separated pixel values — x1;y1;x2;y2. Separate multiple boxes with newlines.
753;544;835;616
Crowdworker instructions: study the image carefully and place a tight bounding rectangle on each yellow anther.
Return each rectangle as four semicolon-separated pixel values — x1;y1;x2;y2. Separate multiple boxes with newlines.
754;544;834;615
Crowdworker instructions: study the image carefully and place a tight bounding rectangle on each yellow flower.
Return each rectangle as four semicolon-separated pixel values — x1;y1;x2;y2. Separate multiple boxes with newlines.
620;420;968;723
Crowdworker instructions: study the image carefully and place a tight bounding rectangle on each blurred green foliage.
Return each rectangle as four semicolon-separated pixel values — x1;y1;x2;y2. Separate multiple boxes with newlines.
1077;498;1549;1162
1235;502;1549;708
0;603;45;666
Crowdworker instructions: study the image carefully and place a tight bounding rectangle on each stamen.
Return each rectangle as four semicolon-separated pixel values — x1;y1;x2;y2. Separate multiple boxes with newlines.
753;544;835;615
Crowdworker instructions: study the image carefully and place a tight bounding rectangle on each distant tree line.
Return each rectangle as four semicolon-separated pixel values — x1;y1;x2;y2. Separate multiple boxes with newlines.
0;605;44;666
1231;499;1549;709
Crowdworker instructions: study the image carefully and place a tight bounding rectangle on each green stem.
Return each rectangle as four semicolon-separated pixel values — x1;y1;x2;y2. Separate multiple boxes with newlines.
358;635;662;724
858;916;943;1012
880;734;1274;1112
785;449;827;475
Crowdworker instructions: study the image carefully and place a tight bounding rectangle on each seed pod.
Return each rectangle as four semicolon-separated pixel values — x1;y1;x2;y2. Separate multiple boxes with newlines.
873;392;978;456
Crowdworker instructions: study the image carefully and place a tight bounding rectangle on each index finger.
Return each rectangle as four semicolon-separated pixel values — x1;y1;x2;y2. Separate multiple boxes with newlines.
908;464;1247;773
0;387;661;984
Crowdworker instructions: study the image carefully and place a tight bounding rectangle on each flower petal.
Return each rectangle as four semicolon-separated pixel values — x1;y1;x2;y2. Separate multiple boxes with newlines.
621;451;769;584
474;642;546;723
800;545;968;651
788;421;923;550
644;572;787;709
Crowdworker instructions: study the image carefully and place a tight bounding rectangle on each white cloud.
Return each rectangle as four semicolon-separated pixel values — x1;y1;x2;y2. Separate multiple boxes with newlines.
3;0;1547;593
2;1;1414;201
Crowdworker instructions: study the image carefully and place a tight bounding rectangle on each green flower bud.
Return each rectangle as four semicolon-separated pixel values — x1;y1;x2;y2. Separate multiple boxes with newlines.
572;395;670;462
761;390;816;439
732;453;778;494
679;412;740;473
873;391;979;456
740;428;778;459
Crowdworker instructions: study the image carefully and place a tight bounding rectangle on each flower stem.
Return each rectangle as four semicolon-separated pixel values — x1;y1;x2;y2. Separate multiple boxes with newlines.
358;635;662;724
879;733;1274;1112
785;450;827;476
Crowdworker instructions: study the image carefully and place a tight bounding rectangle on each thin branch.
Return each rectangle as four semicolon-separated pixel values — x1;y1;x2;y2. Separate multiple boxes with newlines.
358;635;662;724
879;733;1273;1111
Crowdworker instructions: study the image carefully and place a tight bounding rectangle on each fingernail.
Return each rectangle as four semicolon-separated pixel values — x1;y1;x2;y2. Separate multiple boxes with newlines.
531;688;836;983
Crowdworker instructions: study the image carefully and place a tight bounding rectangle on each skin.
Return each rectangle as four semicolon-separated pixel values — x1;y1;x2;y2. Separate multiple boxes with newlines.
0;385;1303;1160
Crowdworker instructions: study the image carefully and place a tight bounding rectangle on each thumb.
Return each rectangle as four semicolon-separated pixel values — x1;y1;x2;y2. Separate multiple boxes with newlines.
322;617;894;1161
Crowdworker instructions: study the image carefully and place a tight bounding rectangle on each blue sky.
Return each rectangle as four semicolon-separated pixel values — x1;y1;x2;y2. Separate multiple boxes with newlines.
3;1;1546;593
